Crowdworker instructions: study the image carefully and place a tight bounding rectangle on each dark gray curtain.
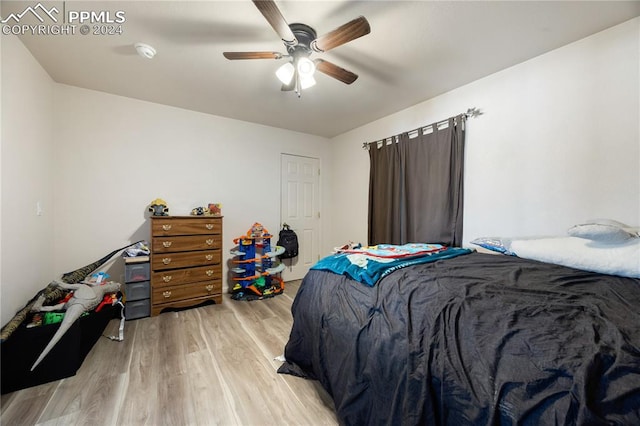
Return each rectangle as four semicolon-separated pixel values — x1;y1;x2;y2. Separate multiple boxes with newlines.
368;114;465;246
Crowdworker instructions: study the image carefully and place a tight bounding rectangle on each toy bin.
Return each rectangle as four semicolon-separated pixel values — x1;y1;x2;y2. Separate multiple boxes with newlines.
125;281;150;301
125;299;150;320
124;263;150;283
1;304;118;394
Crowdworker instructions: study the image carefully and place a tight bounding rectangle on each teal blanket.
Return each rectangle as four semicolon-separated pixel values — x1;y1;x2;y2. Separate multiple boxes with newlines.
311;244;472;286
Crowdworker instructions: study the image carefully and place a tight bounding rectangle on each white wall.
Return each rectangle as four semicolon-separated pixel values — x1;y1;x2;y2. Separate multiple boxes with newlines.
52;85;330;289
1;35;55;326
328;18;640;249
1;38;330;327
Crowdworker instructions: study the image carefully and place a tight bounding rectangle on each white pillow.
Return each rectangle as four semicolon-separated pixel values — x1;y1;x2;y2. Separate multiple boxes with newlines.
510;236;640;278
585;218;639;236
568;223;637;244
584;218;630;227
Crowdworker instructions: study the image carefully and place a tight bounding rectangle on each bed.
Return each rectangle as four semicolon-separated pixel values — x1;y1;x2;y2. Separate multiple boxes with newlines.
278;227;640;425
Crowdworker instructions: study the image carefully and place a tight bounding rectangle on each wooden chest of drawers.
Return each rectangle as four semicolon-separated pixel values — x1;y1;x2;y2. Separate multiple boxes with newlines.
150;216;223;316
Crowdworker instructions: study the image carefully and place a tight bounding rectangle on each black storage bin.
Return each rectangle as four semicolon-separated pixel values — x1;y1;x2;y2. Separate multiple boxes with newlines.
1;304;117;394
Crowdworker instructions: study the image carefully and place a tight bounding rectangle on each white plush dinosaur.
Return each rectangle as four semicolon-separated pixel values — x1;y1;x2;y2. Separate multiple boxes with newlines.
30;279;121;371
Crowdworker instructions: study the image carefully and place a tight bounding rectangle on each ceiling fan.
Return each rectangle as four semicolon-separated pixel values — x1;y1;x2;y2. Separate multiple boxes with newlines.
223;0;371;97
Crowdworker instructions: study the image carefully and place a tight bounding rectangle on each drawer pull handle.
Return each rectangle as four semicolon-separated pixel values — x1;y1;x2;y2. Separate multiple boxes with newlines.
163;290;172;298
205;224;214;230
205;239;214;245
162;275;172;282
162;224;172;231
206;270;214;276
206;284;214;292
205;254;213;261
162;241;172;248
162;258;172;265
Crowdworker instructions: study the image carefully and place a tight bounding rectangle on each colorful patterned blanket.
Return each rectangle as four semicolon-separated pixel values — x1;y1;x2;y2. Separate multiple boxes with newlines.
311;243;472;286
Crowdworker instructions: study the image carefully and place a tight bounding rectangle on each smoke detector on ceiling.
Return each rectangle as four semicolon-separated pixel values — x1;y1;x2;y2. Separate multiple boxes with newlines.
134;43;156;59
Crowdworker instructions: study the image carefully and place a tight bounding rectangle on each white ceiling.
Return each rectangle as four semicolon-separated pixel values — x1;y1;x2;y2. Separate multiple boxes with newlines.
3;1;639;138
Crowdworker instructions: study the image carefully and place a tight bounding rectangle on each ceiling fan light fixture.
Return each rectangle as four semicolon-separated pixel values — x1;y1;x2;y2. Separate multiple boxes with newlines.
276;61;295;85
300;74;316;90
296;56;316;77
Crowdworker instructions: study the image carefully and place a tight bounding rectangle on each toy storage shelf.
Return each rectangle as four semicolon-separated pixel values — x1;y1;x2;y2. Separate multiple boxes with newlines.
150;216;223;316
230;223;285;301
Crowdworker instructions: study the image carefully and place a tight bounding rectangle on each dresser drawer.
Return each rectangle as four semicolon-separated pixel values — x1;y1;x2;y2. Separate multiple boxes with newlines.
152;264;222;288
153;280;222;304
152;218;222;236
152;235;222;253
152;249;221;271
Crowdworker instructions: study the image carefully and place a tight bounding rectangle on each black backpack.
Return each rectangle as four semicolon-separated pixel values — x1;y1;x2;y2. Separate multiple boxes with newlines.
277;225;299;259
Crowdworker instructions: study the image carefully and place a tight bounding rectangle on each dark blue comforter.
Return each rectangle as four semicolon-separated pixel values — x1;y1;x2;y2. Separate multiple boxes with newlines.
279;253;640;425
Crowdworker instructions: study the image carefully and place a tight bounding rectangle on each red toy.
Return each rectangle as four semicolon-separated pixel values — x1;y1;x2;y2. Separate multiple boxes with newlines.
95;294;117;312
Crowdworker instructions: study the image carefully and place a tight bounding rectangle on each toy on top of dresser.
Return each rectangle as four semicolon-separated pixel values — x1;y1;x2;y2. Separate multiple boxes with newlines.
148;198;169;216
191;203;222;216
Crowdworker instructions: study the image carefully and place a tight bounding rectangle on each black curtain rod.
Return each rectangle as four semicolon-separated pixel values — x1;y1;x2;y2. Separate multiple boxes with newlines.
362;107;482;150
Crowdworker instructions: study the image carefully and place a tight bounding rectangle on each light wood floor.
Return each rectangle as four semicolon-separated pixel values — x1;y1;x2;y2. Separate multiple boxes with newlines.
1;281;338;426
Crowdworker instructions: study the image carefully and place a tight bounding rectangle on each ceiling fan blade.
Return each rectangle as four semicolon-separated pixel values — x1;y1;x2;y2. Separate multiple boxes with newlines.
311;16;370;52
315;59;358;85
223;51;283;60
252;0;298;46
